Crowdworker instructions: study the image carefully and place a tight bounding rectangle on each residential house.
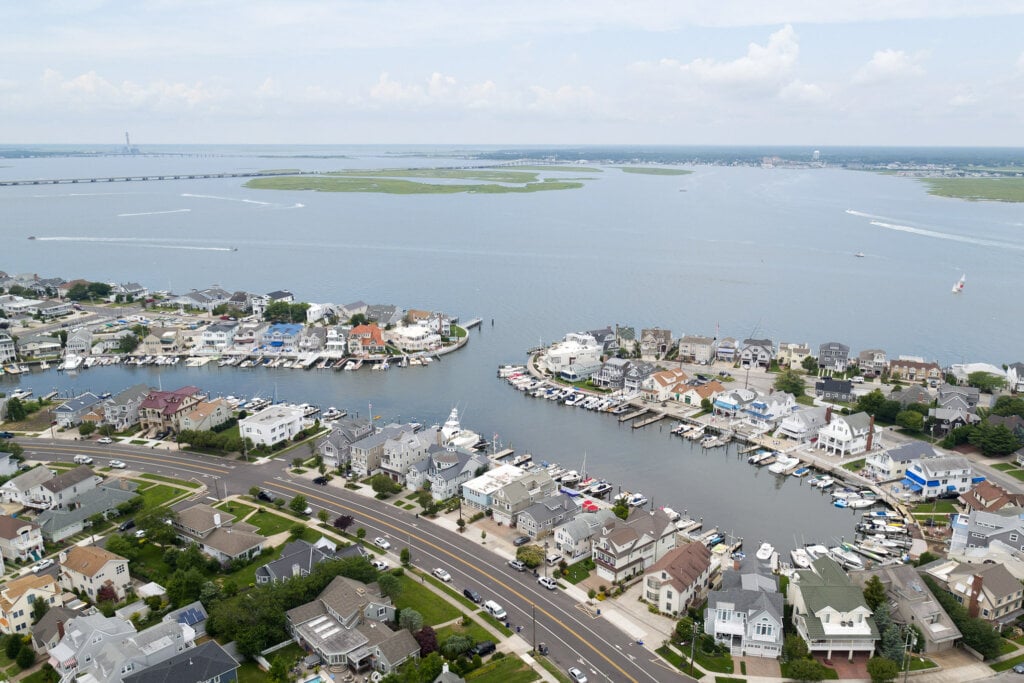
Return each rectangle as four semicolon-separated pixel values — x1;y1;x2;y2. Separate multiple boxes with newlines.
0;333;16;363
774;405;831;444
591;509;677;583
713;388;757;418
857;349;888;377
850;565;960;652
35;481;140;542
922;559;1024;627
324;326;348;356
110;282;148;301
366;304;403;327
140;327;185;356
740;339;774;369
677;381;726;408
616;325;636;353
37;300;73;318
405;446;489;502
938;384;980;410
489;470;558;526
928;405;981;436
347;324;387;356
31;606;80;654
0;453;17;479
586;326;620;355
228;321;262;348
744;392;797;429
643;542;713;616
337;301;367;321
380;427;439;484
553;509;617;562
816;411;875;457
178;398;232;433
950;506;1024;555
162;600;209;638
123;640;238;683
592;358;655;391
0;574;60;635
200;322;238;352
865;442;935;481
387;323;440;352
949;362;1007;387
461;464;528;513
789;557;879;661
1006;362;1024;394
815;378;854;403
678;335;715;364
818;342;851;373
903;455;981;500
100;383;149;431
959;481;1024;514
316;419;375;469
372;630;420;676
298;326;327;351
54;392;103;428
286;575;406;673
172;504;266;564
239;404;306;448
542;333;602;379
0;515;45;563
48;614;195;683
777;342;812;370
516;493;580;539
715;337;739;363
38;465;101;511
889;359;943;383
170;287;232;312
256;539;339;584
59;545;132;601
139;386;203;435
348;425;416;478
639;328;673;360
891;385;933;408
705;560;784;658
17;337;62;358
641;369;689;403
64;329;94;356
0;466;54;507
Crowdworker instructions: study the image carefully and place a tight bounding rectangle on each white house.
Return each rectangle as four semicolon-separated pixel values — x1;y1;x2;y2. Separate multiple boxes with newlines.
789;557;878;661
642;542;714;616
865;442;935;481
816;411;874;457
541;333;602;378
740;339;774;368
705;561;785;658
903;455;982;499
0;574;60;635
592;509;677;583
200;322;237;352
0;515;44;564
59;545;132;601
239;405;305;447
775;407;828;443
743;392;797;428
640;369;689;403
554;509;617;561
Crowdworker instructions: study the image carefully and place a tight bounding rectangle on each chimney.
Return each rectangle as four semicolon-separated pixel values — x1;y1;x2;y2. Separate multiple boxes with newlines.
57;620;65;639
968;573;984;618
825;406;833;424
866;415;875;451
213;513;222;528
292;563;302;577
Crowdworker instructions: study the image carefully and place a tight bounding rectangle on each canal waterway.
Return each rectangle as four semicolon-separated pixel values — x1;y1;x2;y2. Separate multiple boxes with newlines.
3;145;1023;551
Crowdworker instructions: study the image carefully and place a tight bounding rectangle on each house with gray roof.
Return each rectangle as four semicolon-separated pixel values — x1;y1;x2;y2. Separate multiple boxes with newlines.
317;418;375;469
123;640;237;683
774;406;828;443
65;329;94;357
740;338;774;368
31;605;80;654
39;465;101;511
678;335;716;364
256;539;338;584
850;564;960;652
406;445;488;501
640;328;673;360
490;470;558;526
586;326;620;355
814;378;854;403
818;342;851;373
592;509;677;583
816;411;875;457
36;480;140;541
554;508;618;562
380;427;439;485
372;629;419;676
705;560;784;658
865;442;935;481
890;384;932;408
0;465;54;507
903;454;981;500
287;575;404;673
54;392;103;428
922;558;1024;627
172;503;266;563
366;304;402;326
789;557;878;661
591;358;654;392
516;494;581;539
350;424;418;478
101;383;150;431
950;506;1024;555
161;600;209;638
938;384;980;409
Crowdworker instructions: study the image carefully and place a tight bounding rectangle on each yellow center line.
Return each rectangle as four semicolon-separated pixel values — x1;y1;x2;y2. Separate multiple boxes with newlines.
270;481;642;683
36;444;231;475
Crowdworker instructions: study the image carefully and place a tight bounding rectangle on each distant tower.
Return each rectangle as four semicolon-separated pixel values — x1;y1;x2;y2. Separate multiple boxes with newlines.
812;149;821;162
125;131;131;149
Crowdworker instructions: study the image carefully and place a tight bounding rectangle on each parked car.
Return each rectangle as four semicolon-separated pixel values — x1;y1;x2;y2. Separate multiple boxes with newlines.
371;559;388;571
432;568;452;582
512;535;531;547
538;576;557;590
567;667;588;683
97;436;113;444
507;559;527;572
313;476;329;485
471;641;496;656
119;519;136;532
32;559;54;573
374;537;391;550
257;490;274;502
0;431;15;439
302;505;313;515
1013;663;1024;674
463;588;482;603
108;460;126;469
135;529;147;539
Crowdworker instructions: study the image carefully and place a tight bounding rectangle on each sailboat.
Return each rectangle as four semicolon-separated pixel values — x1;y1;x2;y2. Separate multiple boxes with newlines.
952;273;965;294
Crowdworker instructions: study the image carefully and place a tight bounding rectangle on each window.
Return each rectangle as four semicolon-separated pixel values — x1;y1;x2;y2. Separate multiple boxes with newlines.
983;608;990;617
116;564;126;574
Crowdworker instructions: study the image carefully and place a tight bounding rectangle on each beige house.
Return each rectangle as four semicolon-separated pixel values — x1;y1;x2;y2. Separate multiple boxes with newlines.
0;574;60;635
0;515;45;563
60;545;132;602
777;342;812;370
178;398;232;432
640;369;689;403
592;509;677;583
139;327;185;356
642;542;714;616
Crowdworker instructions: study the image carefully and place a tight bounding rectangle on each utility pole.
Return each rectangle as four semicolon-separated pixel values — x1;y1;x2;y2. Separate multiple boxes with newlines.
690;619;700;677
532;603;536;654
902;627;916;683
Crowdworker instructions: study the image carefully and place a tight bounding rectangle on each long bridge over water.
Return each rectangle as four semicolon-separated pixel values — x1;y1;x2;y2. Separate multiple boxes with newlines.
0;170;312;187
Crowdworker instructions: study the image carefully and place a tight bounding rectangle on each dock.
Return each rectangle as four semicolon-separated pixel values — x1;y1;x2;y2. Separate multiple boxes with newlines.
632;412;667;429
619;407;649;423
463;318;483;330
488;448;515;463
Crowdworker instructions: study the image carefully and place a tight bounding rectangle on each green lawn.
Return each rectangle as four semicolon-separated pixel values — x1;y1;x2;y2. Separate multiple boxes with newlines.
842;459;866;472
139;473;202;488
139;483;184;509
535;657;573;683
392;575;462;626
246;511;300;536
999;639;1018;656
417;570;480;611
237;660;269;683
695;649;734;673
780;660;840;679
908;657;937;671
1007;470;1024;482
991;652;1024;671
562;560;594;585
477;611;514;637
920;177;1024;203
619;167;692;176
992;463;1019;472
215;500;258;519
656;645;705;679
436;616;492;645
465;655;540;683
912;501;957;514
22;669;59;683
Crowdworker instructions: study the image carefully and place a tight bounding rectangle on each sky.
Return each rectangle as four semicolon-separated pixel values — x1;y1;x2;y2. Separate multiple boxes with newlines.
2;1;1024;146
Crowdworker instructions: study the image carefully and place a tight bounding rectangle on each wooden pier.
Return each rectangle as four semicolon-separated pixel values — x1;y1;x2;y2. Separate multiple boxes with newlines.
618;407;649;423
632;412;667;429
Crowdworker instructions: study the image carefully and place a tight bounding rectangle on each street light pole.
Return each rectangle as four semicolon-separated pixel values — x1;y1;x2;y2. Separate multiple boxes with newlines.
902;627;916;683
690;619;701;676
532;603;536;654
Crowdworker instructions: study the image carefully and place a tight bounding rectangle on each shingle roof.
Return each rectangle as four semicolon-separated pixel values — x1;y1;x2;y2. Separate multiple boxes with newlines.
122;640;237;683
62;545;126;578
42;465;96;493
376;629;419;665
646;542;712;593
0;514;39;539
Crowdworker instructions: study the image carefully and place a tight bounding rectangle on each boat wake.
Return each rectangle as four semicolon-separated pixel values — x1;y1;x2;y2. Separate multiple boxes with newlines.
118;209;192;217
846;209;1024;252
31;236;234;252
180;193;303;210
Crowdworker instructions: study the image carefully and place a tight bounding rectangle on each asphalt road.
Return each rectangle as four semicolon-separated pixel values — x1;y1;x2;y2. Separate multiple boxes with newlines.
20;439;688;683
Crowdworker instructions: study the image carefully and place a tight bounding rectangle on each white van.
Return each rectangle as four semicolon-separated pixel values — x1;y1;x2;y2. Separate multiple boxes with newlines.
73;454;94;465
483;600;506;620
545;552;563;567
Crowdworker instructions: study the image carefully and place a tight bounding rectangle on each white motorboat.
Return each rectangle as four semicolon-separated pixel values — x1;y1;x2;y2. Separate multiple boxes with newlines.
588;482;612;496
768;456;799;474
627;492;648;507
831;488;858;500
829;546;864;570
847;498;875;509
755;542;775;561
815;476;835;489
805;544;829;560
661;506;682;522
790;547;812;568
559;470;581;485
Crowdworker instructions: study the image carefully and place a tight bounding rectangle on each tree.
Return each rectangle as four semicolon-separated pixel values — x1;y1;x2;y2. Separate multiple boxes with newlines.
317;509;329;524
856;390;886;417
774;368;806;396
78;421;96;436
782;634;809;662
370;474;403;497
787;659;827;682
440;634;473;659
167;568;206;608
867;656;899;683
801;356;819;375
348;313;368;326
377;572;402;600
399;608;424;632
968;371;1005;394
356;527;366;539
5;397;27;422
611;502;630;520
267;652;296;683
96;584;118;603
414;626;438;657
456;518;466;533
116;334;140;354
400;547;411;566
863;575;888;611
249;486;261;499
895;410;923;432
15;646;35;670
289;495;309;516
5;633;23;659
333;514;354;533
137;508;179;546
516;544;545;568
971;422;1021;456
31;598;50;624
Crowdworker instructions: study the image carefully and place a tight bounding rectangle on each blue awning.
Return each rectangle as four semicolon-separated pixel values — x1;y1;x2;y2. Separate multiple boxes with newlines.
901;478;923;492
270;341;284;347
972;476;986;483
947;485;958;491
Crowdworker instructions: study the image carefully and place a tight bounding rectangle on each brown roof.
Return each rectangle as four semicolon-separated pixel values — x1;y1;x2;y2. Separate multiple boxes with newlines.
0;515;39;540
959;480;1024;513
645;542;712;592
0;574;59;611
61;545;127;577
185;399;227;422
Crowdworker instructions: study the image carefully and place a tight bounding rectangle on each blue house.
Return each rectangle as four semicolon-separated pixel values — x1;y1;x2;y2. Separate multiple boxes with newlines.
261;323;303;349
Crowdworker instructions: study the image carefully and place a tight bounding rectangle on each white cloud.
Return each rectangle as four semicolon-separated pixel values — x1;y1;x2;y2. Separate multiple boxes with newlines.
852;49;926;84
657;25;799;88
39;68;224;111
778;79;829;104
